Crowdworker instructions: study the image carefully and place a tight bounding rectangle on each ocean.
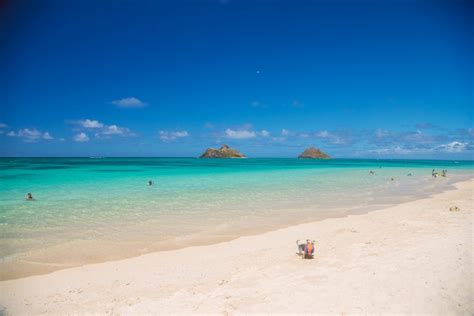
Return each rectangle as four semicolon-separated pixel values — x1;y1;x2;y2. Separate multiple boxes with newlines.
1;157;473;279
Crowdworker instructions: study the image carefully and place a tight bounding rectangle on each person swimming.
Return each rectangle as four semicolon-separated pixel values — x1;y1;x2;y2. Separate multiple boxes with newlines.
148;180;153;186
25;193;34;200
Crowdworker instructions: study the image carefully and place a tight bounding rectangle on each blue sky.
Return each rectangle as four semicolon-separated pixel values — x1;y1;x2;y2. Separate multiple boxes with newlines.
1;0;472;158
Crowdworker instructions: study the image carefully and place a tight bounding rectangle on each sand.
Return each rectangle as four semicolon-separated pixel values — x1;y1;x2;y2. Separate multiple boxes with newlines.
0;179;472;315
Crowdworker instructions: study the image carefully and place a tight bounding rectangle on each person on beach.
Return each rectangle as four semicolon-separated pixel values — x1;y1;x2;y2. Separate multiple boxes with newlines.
304;240;315;259
432;169;438;178
369;170;375;175
25;193;34;200
442;170;447;177
297;239;315;258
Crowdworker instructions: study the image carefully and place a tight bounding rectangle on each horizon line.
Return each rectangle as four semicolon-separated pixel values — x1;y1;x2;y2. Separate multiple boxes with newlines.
0;156;473;162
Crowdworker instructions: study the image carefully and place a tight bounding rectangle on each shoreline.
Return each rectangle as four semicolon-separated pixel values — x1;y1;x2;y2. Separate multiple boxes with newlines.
1;179;472;314
1;175;471;281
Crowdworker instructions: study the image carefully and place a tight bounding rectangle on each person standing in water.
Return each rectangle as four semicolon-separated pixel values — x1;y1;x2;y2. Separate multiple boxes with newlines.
148;180;153;186
25;193;34;200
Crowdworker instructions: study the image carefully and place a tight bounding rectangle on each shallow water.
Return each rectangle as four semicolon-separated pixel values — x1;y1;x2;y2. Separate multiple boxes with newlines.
0;158;473;279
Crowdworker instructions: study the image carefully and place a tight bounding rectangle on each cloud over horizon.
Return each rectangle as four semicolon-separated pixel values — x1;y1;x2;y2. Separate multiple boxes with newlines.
225;128;256;139
159;130;189;142
110;97;147;108
7;128;54;142
2;119;472;158
73;132;89;142
74;119;135;138
78;119;103;128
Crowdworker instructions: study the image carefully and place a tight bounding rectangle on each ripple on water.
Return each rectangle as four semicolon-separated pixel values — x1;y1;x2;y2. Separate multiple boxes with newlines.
92;169;144;172
0;174;37;180
27;166;73;170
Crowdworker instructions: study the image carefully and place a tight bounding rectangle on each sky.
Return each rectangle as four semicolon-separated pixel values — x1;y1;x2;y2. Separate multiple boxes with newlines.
0;0;473;158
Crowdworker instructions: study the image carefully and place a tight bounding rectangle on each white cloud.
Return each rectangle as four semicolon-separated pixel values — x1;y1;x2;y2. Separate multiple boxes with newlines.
435;141;467;153
204;122;214;129
79;119;103;128
371;141;470;156
259;130;270;137
42;132;53;140
159;130;189;141
75;119;134;137
102;124;132;135
404;130;427;142
225;128;256;139
374;128;391;139
292;100;304;108
251;101;267;108
7;128;53;142
317;130;329;138
74;132;90;142
316;130;346;144
271;136;286;142
18;128;41;140
281;129;290;136
0;123;7;129
370;146;413;155
111;97;147;108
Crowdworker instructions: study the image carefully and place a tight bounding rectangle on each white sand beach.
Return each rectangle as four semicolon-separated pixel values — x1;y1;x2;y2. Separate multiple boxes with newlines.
1;179;472;315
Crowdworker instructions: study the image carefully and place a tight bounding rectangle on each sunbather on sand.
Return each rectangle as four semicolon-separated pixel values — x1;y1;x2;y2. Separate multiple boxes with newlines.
296;239;315;259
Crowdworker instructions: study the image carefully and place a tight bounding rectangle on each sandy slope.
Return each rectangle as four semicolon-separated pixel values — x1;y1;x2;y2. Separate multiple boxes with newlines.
1;180;472;315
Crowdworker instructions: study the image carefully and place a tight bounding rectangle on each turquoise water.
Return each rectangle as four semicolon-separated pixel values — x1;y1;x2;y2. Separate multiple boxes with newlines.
1;158;473;279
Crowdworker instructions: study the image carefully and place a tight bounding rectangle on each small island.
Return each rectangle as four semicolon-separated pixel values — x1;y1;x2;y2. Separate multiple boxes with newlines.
298;146;330;159
200;144;246;158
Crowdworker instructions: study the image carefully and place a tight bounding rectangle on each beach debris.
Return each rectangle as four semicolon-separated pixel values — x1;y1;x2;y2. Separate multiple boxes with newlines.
449;206;460;212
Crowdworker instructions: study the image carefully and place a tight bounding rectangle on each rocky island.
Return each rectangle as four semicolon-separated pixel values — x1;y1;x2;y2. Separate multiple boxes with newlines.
200;144;246;158
298;146;330;159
